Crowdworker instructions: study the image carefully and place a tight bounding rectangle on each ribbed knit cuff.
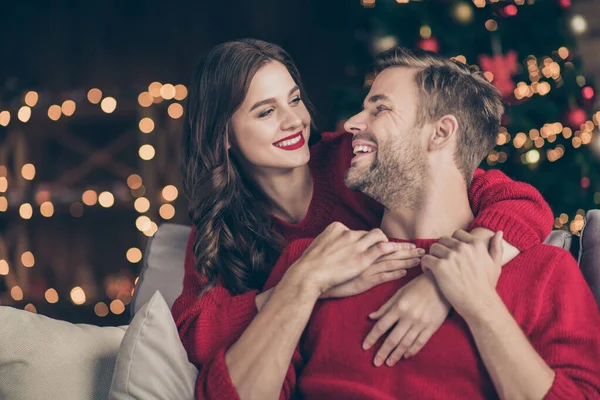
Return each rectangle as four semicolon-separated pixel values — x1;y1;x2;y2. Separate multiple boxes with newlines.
201;348;242;400
468;209;540;251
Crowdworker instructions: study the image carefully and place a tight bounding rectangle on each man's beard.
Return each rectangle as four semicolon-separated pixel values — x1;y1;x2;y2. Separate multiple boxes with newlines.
344;135;427;210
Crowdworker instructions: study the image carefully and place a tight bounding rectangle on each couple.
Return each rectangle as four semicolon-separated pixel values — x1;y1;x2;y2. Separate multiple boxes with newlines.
172;39;600;399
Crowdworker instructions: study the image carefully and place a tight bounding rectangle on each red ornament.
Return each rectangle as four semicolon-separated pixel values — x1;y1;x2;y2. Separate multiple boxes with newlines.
558;0;571;8
564;106;588;128
504;5;518;16
479;51;519;98
418;37;439;53
582;86;594;100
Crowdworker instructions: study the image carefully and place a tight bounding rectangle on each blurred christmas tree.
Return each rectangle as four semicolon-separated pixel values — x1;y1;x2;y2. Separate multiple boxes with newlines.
333;0;600;234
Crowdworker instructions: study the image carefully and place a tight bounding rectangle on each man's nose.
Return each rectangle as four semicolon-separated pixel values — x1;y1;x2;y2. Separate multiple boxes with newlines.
344;113;367;133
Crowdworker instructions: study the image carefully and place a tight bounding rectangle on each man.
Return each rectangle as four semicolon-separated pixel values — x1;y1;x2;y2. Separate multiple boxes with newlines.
197;47;600;399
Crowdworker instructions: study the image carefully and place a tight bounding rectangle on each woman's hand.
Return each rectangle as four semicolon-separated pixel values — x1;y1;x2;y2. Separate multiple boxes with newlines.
288;222;414;296
363;273;451;366
321;244;424;299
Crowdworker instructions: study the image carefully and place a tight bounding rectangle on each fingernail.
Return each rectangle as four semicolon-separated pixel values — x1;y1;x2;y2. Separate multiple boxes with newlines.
418;249;426;255
386;358;394;367
363;341;371;350
374;357;383;367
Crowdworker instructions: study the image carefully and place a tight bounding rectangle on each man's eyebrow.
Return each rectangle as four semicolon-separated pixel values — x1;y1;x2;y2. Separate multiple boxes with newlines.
362;94;392;110
248;85;300;113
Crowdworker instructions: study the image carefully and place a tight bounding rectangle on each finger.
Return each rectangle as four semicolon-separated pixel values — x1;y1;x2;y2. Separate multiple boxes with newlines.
437;236;461;250
404;327;436;359
363;312;400;350
358;228;389;250
452;229;476;244
371;270;408;286
365;241;401;264
376;247;425;263
373;258;421;273
372;320;413;367
489;231;504;265
420;254;440;275
385;325;422;366
368;293;397;321
429;243;452;259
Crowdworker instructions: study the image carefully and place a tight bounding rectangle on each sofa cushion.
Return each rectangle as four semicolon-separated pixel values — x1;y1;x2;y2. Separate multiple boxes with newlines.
0;306;126;400
109;291;198;400
131;223;191;316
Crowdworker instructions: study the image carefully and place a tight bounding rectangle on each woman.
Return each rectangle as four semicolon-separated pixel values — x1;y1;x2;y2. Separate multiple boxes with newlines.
171;39;553;398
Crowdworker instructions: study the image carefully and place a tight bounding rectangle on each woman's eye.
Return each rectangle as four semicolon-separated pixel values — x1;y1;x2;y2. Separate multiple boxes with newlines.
290;97;302;105
258;109;274;118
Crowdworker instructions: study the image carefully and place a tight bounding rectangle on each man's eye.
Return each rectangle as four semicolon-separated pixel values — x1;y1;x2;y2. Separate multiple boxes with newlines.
374;105;388;115
259;109;274;118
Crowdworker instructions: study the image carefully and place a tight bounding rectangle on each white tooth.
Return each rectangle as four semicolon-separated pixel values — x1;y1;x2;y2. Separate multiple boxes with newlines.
285;140;291;146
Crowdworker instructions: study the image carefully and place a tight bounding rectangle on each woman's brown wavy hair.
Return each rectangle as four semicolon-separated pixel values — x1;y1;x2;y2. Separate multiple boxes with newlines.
182;39;316;296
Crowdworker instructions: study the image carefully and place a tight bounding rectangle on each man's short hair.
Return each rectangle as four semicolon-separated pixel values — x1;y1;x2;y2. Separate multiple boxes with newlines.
375;47;504;186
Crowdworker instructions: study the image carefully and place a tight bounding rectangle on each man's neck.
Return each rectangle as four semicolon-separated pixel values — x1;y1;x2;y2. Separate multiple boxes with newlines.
380;171;474;240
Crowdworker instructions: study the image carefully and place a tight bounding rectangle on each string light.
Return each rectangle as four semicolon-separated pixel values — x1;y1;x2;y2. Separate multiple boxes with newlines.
162;185;178;201
94;302;109;317
139;117;155;133
139;144;156;160
21;251;35;268
159;204;175;220
0;260;9;275
134;197;150;213
87;89;102;104
40;201;54;217
82;190;98;206
70;287;86;305
101;97;117;113
61;100;76;117
18;106;32;123
98;191;115;208
21;163;36;180
0;110;10;126
0;177;7;192
11;286;24;301
45;288;59;303
19;203;33;219
25;91;39;107
126;248;143;263
110;299;125;315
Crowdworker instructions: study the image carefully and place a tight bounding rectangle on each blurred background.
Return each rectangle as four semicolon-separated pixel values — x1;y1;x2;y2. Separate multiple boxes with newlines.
1;0;599;325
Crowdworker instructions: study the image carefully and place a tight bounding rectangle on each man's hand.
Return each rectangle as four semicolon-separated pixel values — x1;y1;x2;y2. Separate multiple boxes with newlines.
421;230;503;321
321;244;424;299
362;273;451;366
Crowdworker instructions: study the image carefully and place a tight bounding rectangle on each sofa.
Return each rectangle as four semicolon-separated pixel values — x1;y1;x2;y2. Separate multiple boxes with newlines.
0;210;599;400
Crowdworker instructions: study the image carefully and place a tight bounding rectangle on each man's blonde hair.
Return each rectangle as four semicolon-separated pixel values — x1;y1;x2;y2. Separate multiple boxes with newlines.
375;47;504;185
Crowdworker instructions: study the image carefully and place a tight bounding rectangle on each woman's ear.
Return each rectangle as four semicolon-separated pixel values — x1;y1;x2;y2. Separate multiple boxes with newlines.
428;114;459;151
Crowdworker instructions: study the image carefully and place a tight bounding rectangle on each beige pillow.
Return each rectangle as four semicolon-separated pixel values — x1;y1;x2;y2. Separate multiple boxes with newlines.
109;291;198;400
0;306;126;400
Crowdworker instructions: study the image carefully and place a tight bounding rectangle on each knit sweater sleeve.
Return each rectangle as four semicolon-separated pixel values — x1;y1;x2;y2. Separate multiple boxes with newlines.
531;251;600;399
171;226;259;369
193;245;306;400
468;168;553;251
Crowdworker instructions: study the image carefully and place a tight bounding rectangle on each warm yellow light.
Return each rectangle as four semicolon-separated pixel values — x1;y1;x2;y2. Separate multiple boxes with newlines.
139;117;155;133
25;91;39;107
160;83;176;100
136;216;152;232
473;0;486;8
159;204;175;220
70;286;86;305
139;144;155;160
0;196;7;212
483;71;494;82
0;111;10;126
525;149;540;164
134;197;150;213
61;100;76;117
453;55;467;64
24;303;37;313
143;222;159;237
11;286;24;301
138;92;153;107
21;251;35;267
45;288;59;303
70;202;84;217
168;103;184;119
149;82;162;97
537;82;551;96
101;97;117;113
485;19;498;32
19;203;33;219
48;105;61;121
563;127;573;139
126;248;143;263
98;191;115;208
513;132;527;148
0;260;9;275
18;106;32;123
174;84;188;100
95;302;109;317
110;299;125;315
0;176;7;192
21;163;36;180
420;25;432;39
40;201;54;217
454;2;473;23
82;190;98;206
361;0;375;7
88;88;103;104
162;185;179;201
127;174;143;189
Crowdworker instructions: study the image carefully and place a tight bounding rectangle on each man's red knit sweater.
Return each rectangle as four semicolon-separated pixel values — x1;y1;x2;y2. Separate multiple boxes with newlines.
197;238;600;399
170;132;555;398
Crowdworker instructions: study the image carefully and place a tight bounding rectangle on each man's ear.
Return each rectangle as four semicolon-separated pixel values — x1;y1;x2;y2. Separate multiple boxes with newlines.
428;114;458;151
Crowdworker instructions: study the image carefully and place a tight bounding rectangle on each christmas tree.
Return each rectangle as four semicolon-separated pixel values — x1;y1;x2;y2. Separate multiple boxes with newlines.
332;0;600;234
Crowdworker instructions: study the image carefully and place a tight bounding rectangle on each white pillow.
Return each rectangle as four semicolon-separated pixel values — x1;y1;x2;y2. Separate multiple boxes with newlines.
0;306;126;400
109;291;198;400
